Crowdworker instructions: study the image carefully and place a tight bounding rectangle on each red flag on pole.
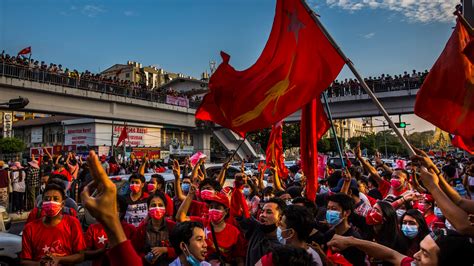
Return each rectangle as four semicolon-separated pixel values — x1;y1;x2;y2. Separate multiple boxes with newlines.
17;46;31;56
300;98;330;202
116;126;128;146
196;0;344;137
415;20;474;145
265;121;289;179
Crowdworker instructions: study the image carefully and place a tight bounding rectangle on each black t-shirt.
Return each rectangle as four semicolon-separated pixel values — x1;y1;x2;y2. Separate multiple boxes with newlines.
323;226;366;266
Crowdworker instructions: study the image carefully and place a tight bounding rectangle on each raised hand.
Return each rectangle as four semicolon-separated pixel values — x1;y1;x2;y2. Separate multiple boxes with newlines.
354;142;362;158
418;165;440;190
172;159;181;178
410;146;437;171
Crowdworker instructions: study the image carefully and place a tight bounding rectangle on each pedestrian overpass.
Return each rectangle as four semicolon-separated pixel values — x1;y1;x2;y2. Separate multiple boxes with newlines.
0;63;420;160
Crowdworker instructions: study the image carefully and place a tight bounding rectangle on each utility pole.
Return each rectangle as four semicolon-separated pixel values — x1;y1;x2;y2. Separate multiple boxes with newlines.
110;120;114;157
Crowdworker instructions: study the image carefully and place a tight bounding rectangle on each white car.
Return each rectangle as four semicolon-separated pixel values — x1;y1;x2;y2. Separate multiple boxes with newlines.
0;219;21;265
206;164;254;188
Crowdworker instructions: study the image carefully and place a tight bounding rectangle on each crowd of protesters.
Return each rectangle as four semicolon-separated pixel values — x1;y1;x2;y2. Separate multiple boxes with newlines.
0;51;202;107
327;70;429;97
2;140;473;266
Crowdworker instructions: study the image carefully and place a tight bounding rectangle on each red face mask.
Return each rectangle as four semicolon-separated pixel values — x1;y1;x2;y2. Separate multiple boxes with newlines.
149;207;166;220
414;202;428;214
390;178;402;189
42;201;62;217
130;184;141;193
366;209;383;225
200;190;215;201
147;183;156;192
208;209;225;223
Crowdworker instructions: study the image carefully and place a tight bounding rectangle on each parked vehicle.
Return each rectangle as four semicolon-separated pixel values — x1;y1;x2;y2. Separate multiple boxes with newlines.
0;205;11;231
206;164;253;188
0;214;21;265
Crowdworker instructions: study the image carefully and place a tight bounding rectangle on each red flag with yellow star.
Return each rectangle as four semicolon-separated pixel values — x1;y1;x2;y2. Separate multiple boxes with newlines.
265;121;289;179
415;20;474;145
196;0;344;137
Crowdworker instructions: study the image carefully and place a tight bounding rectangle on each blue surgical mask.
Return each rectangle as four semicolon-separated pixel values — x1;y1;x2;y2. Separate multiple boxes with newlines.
396;209;406;218
184;244;201;266
401;224;418;239
326;210;341;226
182;183;190;193
434;206;443;218
276;227;290;245
243;187;251;196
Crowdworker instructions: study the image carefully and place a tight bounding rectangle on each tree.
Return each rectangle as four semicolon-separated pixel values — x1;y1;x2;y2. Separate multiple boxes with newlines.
0;137;26;154
317;138;331;153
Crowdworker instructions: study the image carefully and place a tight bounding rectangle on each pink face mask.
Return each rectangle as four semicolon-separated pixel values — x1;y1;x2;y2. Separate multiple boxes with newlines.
42;201;62;217
200;190;215;201
130;184;141;193
208;209;225;223
390;178;402;189
148;207;166;220
147;183;156;192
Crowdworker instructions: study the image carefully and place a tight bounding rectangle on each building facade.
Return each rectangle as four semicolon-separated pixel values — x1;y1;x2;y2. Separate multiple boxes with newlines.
101;61;184;88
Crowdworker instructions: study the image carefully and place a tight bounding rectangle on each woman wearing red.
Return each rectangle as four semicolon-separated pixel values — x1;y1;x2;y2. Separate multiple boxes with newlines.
133;190;177;265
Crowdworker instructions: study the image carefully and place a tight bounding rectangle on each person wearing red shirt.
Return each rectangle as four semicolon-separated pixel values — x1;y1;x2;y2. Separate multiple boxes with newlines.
84;195;136;266
172;161;211;218
354;144;409;199
413;194;441;230
123;173;149;227
176;186;246;266
147;174;174;217
20;183;86;265
132;190;177;265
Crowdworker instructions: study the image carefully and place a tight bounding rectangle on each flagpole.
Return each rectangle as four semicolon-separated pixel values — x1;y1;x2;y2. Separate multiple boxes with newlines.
300;0;416;156
226;134;249;164
455;11;474;36
322;93;346;169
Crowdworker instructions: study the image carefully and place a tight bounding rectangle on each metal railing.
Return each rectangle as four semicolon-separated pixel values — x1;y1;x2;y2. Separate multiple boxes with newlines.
326;76;425;98
0;61;201;109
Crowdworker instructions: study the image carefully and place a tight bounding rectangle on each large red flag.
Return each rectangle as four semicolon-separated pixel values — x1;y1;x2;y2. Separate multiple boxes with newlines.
265;121;289;179
452;135;474;155
116;126;128;146
196;0;344;137
415;20;474;145
301;98;330;202
17;46;31;56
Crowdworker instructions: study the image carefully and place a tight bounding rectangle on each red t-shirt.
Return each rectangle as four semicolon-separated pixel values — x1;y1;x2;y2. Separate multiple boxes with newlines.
85;222;136;266
379;179;391;199
164;193;174;217
20;215;86;261
189;216;246;262
425;213;440;230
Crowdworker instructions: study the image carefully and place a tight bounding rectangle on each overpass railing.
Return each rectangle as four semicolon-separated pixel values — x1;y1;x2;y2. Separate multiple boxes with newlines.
326;76;425;98
0;62;201;109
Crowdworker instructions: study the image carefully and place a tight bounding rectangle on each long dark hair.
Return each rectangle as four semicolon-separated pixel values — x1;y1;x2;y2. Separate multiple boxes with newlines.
401;209;430;242
374;200;408;254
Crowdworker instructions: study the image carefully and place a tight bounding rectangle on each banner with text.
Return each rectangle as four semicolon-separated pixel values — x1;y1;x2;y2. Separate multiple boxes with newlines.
166;95;189;108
